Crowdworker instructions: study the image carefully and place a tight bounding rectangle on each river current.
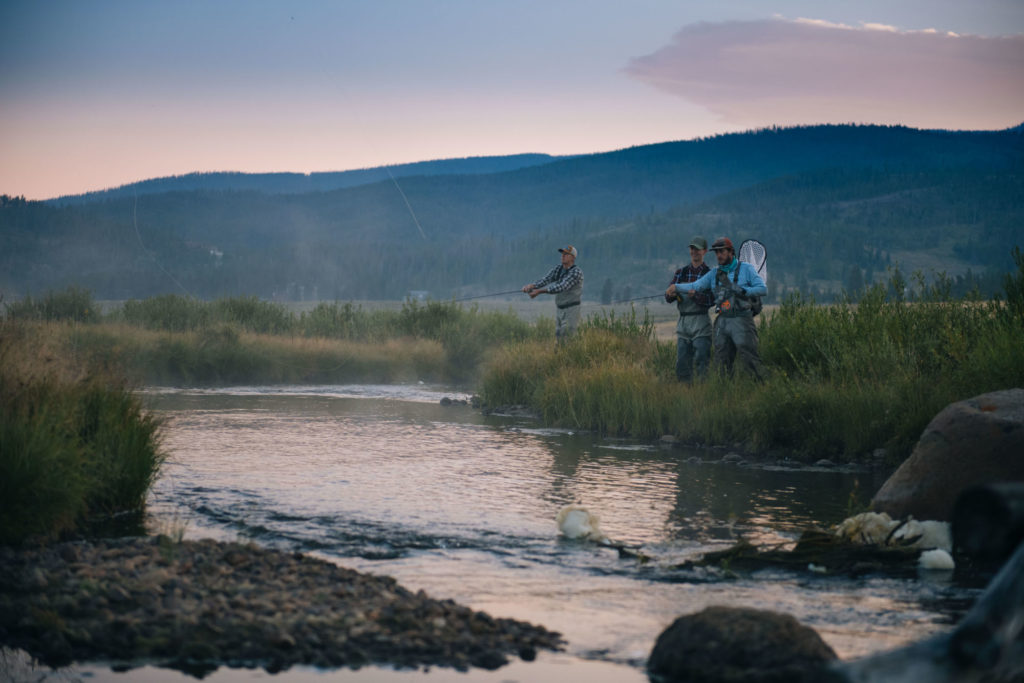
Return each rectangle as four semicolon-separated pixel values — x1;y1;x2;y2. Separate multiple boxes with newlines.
18;384;979;682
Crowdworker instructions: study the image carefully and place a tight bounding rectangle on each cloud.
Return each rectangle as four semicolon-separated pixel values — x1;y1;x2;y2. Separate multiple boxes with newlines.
625;19;1024;130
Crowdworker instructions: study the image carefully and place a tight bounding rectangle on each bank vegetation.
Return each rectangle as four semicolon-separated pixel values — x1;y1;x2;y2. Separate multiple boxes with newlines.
4;294;550;386
0;321;163;544
482;250;1024;464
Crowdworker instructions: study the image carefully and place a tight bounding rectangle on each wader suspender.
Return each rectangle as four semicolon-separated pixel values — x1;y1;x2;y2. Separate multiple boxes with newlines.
733;263;763;315
677;267;710;316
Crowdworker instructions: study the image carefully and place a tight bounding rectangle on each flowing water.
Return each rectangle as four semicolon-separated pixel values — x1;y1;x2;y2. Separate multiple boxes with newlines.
20;384;980;682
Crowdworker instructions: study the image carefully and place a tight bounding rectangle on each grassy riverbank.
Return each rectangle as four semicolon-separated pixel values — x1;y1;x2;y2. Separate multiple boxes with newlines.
0;321;163;544
6;252;1023;468
7;295;550;386
482;255;1024;464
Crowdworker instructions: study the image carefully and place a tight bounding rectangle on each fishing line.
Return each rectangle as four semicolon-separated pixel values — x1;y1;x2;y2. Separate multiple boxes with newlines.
386;167;428;241
132;191;193;297
452;289;523;302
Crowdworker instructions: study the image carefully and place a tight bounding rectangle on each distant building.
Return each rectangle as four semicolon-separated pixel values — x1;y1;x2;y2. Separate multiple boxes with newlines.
408;290;429;301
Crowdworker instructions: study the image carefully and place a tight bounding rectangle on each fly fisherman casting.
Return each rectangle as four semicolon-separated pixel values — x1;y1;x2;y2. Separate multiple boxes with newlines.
523;245;584;344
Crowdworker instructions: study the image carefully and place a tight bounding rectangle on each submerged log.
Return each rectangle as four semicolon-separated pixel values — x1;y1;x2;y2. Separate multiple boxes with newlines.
952;482;1024;565
676;529;923;577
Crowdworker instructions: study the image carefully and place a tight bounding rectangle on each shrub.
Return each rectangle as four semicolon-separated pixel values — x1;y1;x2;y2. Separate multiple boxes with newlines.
211;297;293;334
120;294;209;331
299;301;383;340
4;286;99;324
0;321;163;544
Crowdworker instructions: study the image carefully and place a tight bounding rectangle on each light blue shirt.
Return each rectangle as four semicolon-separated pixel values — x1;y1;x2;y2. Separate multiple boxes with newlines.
676;260;767;297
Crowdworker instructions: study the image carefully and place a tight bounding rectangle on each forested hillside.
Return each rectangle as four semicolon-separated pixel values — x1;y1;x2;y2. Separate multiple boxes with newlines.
48;154;564;206
2;124;1021;302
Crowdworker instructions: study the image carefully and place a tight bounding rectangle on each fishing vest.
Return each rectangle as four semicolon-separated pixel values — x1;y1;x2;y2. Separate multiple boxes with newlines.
554;265;583;309
675;265;712;318
714;262;755;317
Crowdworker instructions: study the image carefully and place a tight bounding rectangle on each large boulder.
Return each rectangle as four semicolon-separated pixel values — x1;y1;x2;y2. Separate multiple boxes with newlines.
647;606;837;683
872;389;1024;522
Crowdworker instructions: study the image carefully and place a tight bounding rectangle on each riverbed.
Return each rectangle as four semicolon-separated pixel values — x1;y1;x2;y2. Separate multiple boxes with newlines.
11;383;978;681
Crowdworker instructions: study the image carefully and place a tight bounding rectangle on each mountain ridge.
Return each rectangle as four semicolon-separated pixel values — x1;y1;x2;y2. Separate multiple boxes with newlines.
4;123;1022;301
46;153;567;206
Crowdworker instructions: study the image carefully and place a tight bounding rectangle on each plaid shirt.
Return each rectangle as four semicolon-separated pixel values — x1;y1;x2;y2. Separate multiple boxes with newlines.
533;264;583;293
667;263;714;308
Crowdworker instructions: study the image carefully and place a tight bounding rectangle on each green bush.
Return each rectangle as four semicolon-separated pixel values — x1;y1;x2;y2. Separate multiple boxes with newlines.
299;301;385;340
394;299;544;383
4;286;99;324
120;294;209;331
0;379;90;543
0;322;163;544
211;296;292;334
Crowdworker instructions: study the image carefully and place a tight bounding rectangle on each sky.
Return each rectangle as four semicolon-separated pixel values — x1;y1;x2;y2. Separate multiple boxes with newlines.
1;1;1022;200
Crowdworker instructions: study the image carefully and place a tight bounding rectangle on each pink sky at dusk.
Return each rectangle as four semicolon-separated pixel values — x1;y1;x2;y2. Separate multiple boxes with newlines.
1;1;1022;200
626;19;1024;130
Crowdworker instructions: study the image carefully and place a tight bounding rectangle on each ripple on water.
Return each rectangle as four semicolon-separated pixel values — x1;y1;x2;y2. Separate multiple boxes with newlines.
144;386;965;667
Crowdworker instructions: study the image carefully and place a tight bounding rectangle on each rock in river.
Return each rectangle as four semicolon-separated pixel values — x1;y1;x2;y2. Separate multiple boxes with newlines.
872;389;1024;522
648;606;837;683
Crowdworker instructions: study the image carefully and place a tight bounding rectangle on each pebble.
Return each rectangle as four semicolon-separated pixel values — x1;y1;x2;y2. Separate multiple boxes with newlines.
0;537;564;677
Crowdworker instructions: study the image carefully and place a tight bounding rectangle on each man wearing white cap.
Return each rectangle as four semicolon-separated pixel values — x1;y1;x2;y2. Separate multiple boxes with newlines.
523;245;584;343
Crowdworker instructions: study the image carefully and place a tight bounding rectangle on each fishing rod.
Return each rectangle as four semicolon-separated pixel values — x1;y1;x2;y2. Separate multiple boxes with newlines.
452;289;524;303
609;293;664;304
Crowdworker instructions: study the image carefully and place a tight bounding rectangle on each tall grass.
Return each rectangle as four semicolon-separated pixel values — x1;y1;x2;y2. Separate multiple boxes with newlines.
482;254;1024;463
4;286;100;323
106;296;550;384
64;324;449;386
0;321;163;544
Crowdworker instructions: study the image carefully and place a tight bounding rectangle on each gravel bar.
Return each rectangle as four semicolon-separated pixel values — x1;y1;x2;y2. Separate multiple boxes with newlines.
0;536;564;677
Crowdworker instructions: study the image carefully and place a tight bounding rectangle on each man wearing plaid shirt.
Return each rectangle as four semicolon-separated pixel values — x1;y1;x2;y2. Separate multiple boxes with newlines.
523;245;584;343
665;236;714;382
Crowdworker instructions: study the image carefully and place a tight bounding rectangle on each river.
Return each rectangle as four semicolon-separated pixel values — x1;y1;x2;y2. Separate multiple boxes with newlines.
16;384;978;682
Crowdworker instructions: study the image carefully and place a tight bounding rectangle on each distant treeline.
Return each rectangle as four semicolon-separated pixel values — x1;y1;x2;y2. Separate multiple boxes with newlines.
2;124;1021;302
46;154;564;206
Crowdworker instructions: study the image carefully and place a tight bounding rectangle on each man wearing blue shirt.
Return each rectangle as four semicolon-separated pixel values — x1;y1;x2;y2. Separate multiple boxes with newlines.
667;237;767;380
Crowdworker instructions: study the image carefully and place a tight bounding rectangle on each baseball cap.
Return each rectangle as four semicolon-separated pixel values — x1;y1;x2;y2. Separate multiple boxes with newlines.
710;237;734;252
558;245;578;258
689;236;708;250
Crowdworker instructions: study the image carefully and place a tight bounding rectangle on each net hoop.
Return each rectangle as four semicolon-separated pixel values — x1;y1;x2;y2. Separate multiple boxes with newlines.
738;239;767;285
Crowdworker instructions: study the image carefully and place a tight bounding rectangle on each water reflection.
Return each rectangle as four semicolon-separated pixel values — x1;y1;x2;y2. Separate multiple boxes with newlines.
143;387;965;668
